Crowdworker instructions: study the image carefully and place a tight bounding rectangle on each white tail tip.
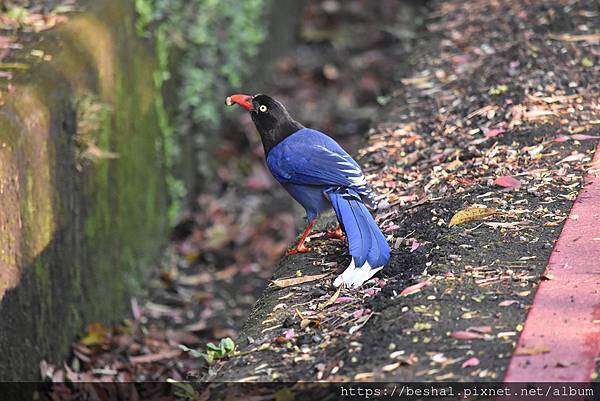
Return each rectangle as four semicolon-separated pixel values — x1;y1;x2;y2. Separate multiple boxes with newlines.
333;259;383;289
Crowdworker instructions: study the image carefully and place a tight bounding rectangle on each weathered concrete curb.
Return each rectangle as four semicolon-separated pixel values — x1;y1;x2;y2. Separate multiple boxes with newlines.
504;144;600;383
0;1;169;380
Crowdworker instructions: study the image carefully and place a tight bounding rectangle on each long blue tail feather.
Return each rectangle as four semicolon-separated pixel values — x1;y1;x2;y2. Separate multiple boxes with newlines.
327;188;390;287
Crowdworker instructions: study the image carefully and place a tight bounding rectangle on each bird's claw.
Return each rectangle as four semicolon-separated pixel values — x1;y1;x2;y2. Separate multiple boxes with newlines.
327;226;345;239
286;244;311;255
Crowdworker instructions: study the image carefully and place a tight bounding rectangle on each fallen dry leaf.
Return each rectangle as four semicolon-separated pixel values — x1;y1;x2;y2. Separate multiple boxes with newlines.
80;323;110;346
549;33;600;43
484;128;505;138
554;135;571;142
494;176;522;190
555;134;600;142
284;328;295;340
272;273;329;288
400;279;431;296
462;357;480;368
318;285;342;309
449;331;485;340
409;239;421;252
558;153;585;164
541;272;555;280
449;207;497;227
129;349;182;364
571;134;600;141
382;362;401;372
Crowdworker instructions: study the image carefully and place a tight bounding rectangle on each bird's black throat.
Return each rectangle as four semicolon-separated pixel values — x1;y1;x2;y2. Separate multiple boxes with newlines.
249;95;304;155
254;117;304;156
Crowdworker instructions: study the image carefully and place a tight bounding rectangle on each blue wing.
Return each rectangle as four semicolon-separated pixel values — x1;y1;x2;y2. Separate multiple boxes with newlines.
267;128;377;207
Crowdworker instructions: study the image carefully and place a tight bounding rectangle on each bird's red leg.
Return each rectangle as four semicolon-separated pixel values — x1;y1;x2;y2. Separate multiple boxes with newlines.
327;225;345;239
286;219;316;255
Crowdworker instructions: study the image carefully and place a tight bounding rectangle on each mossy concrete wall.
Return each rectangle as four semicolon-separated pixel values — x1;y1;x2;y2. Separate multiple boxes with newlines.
0;1;169;380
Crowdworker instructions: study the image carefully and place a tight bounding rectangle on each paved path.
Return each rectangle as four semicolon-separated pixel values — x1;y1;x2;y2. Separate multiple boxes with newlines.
505;144;600;385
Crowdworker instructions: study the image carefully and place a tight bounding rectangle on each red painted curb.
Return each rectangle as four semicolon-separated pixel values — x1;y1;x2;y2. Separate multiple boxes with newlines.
504;144;600;385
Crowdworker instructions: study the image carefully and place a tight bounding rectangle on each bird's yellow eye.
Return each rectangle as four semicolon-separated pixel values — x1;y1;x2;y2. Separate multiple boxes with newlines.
259;104;268;112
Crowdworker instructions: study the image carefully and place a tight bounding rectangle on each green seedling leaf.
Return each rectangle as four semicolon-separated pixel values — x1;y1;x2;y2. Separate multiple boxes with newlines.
178;344;206;359
488;84;508;95
221;337;235;353
182;337;236;365
206;342;222;352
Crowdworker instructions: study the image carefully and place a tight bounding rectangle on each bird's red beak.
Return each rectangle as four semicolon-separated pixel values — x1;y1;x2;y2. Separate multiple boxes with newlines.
225;94;253;111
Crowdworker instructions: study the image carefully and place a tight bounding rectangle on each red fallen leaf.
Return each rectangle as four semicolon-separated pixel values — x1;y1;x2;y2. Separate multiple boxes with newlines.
467;325;492;334
558;153;585;164
462;357;480;368
484;128;505;138
494;176;521;189
372;277;387;288
400;279;431;296
450;331;485;340
335;296;354;303
353;308;370;319
456;177;474;186
409;239;420;253
571;134;600;141
284;328;295;340
365;287;381;297
555;134;600;142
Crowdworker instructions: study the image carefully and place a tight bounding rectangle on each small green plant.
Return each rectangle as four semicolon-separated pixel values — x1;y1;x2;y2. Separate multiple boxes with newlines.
135;0;271;192
179;337;235;365
488;84;508;95
581;57;593;68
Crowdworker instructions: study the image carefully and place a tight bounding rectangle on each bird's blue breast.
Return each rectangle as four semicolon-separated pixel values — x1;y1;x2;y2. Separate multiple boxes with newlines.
266;128;339;219
281;183;330;221
266;127;375;220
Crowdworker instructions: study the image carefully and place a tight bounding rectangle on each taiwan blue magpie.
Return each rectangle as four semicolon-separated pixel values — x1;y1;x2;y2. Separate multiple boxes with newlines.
226;93;390;288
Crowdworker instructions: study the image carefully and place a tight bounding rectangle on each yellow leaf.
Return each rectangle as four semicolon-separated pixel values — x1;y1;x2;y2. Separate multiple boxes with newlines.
318;285;342;309
80;322;109;346
449;207;497;227
272;273;329;288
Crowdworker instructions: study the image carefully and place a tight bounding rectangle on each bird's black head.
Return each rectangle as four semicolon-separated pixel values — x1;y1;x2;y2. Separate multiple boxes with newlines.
226;93;303;155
